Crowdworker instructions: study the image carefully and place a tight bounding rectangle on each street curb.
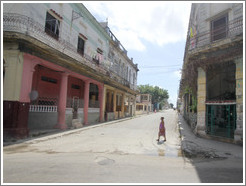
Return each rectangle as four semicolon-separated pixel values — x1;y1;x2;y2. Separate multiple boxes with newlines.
178;114;213;159
177;115;189;158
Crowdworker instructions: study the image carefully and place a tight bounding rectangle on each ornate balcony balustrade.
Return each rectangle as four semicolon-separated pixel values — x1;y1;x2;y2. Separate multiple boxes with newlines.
108;29;128;55
3;13;137;90
188;16;243;51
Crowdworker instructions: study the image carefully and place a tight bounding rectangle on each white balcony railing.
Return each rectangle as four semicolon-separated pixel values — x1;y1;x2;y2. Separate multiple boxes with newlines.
29;105;58;112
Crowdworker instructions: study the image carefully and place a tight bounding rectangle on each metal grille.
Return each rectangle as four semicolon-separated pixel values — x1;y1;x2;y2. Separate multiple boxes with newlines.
89;100;100;108
206;104;236;139
30;97;58;112
66;98;84;108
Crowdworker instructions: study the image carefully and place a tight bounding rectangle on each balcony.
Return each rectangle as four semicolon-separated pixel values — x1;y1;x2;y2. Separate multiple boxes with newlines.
3;13;137;91
108;29;128;55
188;16;243;52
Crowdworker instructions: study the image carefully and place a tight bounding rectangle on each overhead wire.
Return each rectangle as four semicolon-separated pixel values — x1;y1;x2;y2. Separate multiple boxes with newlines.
139;64;182;69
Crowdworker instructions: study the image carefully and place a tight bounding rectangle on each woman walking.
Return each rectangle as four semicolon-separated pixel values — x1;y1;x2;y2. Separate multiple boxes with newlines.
156;117;166;142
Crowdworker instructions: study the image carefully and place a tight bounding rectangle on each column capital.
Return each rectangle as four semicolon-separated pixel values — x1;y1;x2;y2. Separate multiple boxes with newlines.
3;51;22;68
234;57;243;65
3;49;21;58
98;83;104;90
30;61;40;72
60;71;70;77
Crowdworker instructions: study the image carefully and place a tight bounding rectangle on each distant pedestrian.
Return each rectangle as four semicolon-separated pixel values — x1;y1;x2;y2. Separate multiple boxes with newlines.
156;117;166;142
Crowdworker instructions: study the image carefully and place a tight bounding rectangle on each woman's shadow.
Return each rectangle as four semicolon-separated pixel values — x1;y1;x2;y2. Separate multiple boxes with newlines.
157;139;166;145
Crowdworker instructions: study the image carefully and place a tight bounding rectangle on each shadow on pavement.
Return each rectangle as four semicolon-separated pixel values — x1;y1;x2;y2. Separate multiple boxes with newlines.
178;114;243;183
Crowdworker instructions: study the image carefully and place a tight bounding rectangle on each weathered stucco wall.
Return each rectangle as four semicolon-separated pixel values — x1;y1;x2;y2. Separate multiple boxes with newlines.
195;67;206;137
234;57;243;144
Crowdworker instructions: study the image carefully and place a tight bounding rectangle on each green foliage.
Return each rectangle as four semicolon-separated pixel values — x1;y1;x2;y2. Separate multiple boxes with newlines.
137;84;169;104
191;96;197;113
184;85;197;113
184;86;192;94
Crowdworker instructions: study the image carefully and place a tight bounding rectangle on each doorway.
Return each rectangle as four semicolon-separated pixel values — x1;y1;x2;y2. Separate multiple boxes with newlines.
72;96;79;119
206;104;236;139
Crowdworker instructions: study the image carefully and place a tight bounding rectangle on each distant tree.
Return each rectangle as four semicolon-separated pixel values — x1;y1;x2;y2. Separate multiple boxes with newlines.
160;99;169;110
170;103;174;108
137;84;169;105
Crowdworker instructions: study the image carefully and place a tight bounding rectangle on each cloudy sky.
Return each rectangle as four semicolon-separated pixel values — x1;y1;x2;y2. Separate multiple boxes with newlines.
83;1;192;105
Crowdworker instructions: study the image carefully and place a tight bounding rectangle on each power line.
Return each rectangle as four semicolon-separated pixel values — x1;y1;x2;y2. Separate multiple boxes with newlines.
139;64;182;68
140;70;181;75
139;68;181;75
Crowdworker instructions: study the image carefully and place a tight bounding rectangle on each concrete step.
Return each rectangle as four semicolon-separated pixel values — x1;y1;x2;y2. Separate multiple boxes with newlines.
72;119;83;129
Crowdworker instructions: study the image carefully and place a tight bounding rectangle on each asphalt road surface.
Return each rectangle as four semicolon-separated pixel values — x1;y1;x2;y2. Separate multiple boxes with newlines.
2;110;243;183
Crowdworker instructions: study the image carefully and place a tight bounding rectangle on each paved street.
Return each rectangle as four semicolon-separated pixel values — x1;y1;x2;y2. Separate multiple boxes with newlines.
2;110;243;183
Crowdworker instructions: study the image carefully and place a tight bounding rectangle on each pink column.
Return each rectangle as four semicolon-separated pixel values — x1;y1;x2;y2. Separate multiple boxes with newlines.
55;72;69;129
83;81;90;125
98;85;104;122
20;54;40;102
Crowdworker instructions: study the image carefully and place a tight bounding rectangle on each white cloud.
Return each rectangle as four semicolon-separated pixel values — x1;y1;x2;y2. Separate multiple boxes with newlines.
116;29;146;51
173;69;182;79
83;1;191;51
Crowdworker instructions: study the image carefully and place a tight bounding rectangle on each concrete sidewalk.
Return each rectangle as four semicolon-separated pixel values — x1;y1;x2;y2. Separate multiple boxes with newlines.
178;114;243;160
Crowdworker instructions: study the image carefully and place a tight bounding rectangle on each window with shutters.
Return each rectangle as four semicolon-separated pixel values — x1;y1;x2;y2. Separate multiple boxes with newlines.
211;14;228;42
45;12;60;40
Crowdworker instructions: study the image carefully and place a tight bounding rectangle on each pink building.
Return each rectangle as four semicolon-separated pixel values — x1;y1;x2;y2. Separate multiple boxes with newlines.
3;3;138;139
